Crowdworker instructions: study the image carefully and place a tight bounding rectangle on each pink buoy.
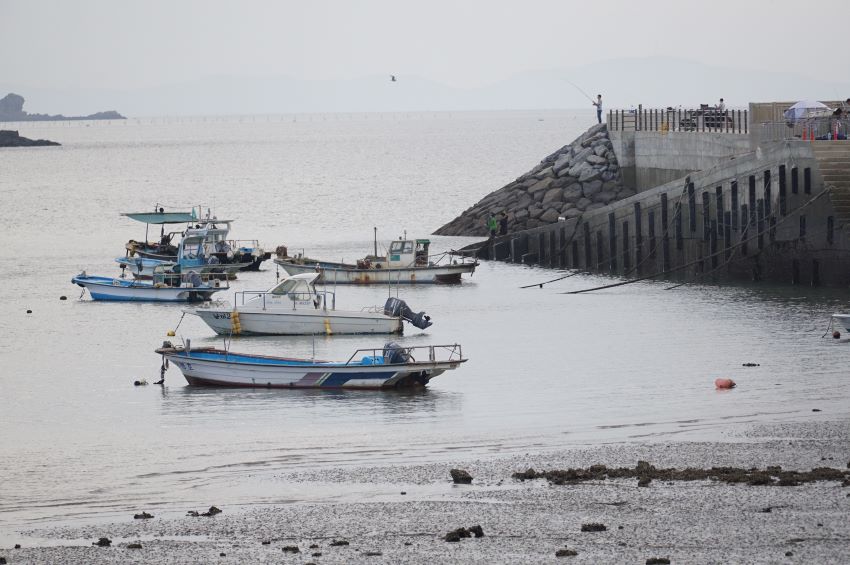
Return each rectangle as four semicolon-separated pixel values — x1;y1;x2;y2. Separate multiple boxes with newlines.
715;378;736;389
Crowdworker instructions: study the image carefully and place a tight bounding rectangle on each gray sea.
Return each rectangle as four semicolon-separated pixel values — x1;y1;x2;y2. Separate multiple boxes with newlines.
2;111;849;537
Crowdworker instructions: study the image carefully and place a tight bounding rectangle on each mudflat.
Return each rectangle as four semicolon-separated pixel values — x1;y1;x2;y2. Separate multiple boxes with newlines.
4;418;849;564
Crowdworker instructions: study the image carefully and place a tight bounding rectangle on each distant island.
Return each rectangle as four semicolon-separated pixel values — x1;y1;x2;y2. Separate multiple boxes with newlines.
0;92;125;122
0;129;60;147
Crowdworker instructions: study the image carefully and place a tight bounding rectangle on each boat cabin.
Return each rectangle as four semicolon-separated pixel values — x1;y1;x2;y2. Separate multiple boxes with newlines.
240;273;332;310
386;239;431;268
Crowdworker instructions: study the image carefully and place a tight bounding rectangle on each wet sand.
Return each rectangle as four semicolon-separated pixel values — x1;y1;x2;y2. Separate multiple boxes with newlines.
4;418;849;564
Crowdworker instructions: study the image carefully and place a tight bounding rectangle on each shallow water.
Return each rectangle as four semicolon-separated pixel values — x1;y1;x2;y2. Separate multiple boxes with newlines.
2;111;849;532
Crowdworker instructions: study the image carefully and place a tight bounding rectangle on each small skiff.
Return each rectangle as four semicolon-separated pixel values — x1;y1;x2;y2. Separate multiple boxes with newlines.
156;341;465;389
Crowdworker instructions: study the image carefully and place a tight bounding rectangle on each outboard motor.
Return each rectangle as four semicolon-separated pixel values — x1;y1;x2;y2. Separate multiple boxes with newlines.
384;297;432;329
383;342;411;364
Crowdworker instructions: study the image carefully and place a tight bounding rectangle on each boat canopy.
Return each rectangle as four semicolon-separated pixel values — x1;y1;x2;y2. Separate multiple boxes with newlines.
122;211;198;224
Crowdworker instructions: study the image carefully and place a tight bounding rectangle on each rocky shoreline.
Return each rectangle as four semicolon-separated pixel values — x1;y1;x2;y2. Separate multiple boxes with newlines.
3;418;848;564
435;123;634;237
0;130;60;147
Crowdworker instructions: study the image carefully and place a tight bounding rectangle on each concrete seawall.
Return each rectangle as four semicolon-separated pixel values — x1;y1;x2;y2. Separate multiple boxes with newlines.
447;112;850;286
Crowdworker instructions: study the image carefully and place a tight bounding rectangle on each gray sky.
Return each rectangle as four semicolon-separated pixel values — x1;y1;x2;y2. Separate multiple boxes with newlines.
1;0;844;91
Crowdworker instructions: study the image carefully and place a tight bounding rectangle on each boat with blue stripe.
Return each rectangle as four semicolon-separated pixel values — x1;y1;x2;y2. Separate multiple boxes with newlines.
72;269;227;302
155;341;465;389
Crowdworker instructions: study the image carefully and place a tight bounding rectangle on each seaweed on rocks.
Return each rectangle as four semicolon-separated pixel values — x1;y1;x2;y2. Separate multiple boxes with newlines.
512;461;850;487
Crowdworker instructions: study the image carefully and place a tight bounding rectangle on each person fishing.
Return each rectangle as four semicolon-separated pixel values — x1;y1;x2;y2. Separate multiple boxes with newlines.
592;94;603;124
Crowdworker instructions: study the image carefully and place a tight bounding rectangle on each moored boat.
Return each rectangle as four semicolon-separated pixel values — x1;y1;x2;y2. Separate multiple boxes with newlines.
185;273;432;336
156;341;465;389
274;236;477;284
72;268;228;302
121;205;269;275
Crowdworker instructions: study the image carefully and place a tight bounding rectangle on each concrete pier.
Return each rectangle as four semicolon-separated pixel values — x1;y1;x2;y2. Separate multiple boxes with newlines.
469;101;850;286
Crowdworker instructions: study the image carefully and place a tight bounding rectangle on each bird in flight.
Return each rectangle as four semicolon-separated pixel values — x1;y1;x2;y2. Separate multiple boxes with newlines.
390;75;397;82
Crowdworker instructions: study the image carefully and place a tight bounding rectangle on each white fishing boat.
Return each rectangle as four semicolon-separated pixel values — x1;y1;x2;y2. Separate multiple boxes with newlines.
72;268;227;302
156;340;465;389
185;273;431;335
274;234;477;285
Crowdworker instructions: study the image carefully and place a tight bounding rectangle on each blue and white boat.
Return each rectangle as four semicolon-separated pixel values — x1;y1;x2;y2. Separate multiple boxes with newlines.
72;269;227;302
156;341;465;389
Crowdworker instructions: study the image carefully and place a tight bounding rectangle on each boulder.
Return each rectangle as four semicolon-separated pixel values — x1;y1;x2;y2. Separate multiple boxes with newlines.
578;168;601;183
567;161;590;178
540;208;561;223
528;206;545;219
516;194;533;209
541;187;564;205
586;202;606;211
450;469;473;484
521;178;539;188
562;208;582;219
526;218;543;229
534;166;555;180
593;144;608;156
586;154;607;166
563;185;583;201
594;190;618;204
513;209;529;222
552;153;572;172
582;180;603;198
528;177;554;194
559;202;576;212
576;198;592;211
573;146;594;164
601;171;616;182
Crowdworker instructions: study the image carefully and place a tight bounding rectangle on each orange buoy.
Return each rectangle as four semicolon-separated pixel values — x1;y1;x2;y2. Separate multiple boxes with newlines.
715;378;736;389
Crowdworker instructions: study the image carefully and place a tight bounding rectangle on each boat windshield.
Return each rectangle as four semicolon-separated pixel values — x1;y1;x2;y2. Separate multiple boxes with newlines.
390;241;413;254
270;279;312;299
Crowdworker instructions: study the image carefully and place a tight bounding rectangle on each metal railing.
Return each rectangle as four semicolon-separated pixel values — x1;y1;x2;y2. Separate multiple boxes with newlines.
757;117;850;143
608;106;748;134
343;343;464;365
234;289;336;311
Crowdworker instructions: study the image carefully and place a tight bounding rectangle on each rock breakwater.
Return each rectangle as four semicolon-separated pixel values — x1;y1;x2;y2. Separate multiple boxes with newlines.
435;123;633;237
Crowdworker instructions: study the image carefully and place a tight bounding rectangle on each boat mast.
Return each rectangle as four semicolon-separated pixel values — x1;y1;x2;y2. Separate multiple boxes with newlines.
373;226;378;258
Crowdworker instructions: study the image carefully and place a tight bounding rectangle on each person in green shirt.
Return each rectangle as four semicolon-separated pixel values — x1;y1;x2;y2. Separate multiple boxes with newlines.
487;213;498;238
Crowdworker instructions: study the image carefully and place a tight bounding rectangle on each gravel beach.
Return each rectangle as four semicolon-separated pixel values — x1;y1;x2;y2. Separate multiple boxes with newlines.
3;418;849;564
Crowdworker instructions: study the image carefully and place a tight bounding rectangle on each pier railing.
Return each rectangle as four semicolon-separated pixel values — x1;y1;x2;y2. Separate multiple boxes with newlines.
756;117;849;143
608;106;748;134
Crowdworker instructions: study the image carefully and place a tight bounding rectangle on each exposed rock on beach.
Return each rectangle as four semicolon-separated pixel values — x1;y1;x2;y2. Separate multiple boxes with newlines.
435;123;633;236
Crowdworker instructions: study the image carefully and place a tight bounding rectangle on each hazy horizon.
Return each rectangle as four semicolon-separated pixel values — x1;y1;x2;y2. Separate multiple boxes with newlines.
2;0;848;116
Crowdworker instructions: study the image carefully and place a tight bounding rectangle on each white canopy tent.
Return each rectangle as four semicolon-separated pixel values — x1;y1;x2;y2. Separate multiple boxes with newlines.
784;100;834;122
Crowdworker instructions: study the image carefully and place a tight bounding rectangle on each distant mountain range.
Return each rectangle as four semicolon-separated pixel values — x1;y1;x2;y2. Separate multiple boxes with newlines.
3;57;848;117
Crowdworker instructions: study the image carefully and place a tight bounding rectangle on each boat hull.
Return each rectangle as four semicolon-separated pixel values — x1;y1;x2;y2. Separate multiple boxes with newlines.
158;347;463;389
116;257;248;280
73;276;223;302
190;307;403;335
274;259;475;284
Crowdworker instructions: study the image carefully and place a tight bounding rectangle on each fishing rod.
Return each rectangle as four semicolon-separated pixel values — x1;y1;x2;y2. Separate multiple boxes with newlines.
562;78;595;103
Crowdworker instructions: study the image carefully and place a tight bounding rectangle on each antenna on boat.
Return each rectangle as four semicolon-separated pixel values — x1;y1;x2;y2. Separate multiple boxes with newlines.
374;226;378;258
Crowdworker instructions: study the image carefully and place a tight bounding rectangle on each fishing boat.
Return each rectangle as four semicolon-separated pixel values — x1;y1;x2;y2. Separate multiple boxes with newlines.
274;234;478;285
156;341;465;389
117;222;255;280
121;205;270;273
72;267;228;302
185;273;432;336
